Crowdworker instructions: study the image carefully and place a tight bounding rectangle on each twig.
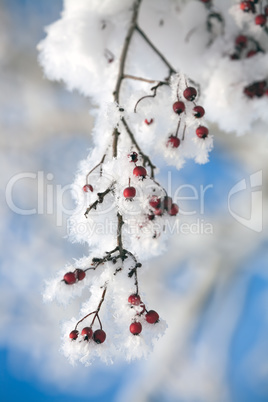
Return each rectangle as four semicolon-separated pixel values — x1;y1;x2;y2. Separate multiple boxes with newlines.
121;117;156;178
135;25;176;75
84;183;115;218
134;81;165;113
86;154;106;183
123;74;169;85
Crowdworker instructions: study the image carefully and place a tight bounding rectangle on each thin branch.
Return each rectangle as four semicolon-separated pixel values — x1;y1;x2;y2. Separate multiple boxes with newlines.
121;117;156;178
117;213;124;255
84;183;115;218
123;74;169;85
135;25;176;75
86;154;106;183
134;81;165;113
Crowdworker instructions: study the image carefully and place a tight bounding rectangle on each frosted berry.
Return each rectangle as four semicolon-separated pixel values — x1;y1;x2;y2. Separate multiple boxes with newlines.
145;118;153;125
133;166;147;178
173;101;185;115
169;203;179;216
75;269;86;281
145;310;159;324
123;186;136;199
81;327;93;340
83;184;93;192
183;87;197;101
69;330;79;340
63;272;76;285
235;35;247;48
255;14;267;26
128;152;138;162
93;329;106;344
167;135;180;148
154;208;163;216
130;321;142;335
240;1;255;12
193;106;205;118
149;196;161;209
196;126;209;139
128;294;141;306
246;50;257;58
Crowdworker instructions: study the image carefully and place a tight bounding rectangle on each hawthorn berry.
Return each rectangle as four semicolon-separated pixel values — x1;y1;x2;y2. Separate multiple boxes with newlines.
240;1;255;12
83;184;93;192
169;203;179;216
145;310;159;324
196;126;209;139
69;330;79;340
149;195;161;209
93;329;106;344
75;269;86;281
123;186;136;199
193;106;205;118
154;208;163;216
81;327;93;340
167;135;180;148
183;87;197;101
63;272;76;285
173;101;185;115
255;14;267;26
145;118;153;125
235;35;247;48
130;321;142;335
128;152;138;162
246;50;257;58
133;166;147;178
128;294;141;305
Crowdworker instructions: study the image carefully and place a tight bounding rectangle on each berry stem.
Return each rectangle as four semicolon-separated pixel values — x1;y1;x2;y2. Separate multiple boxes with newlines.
175;119;181;138
86;154;106;183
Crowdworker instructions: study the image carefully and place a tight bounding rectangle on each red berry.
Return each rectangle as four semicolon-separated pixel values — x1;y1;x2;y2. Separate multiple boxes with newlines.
167;135;180;148
128;294;141;305
133;166;147;178
81;327;93;340
235;35;247;48
255;14;266;26
63;272;76;285
246;50;257;58
83;184;93;193
130;322;142;335
123;186;136;199
93;329;106;344
196;126;209;139
148;213;155;221
69;330;79;340
145;310;159;324
265;89;268;96
128;152;138;162
75;269;86;281
149;196;161;209
154;208;163;216
173;101;185;115
139;302;146;315
169;203;179;216
193;106;205;118
240;1;255;12
145;118;153;125
183;87;197;101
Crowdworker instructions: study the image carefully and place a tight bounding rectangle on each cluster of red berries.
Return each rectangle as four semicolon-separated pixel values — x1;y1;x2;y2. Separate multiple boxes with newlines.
230;34;261;60
69;327;106;344
167;86;208;148
128;293;159;335
148;195;178;220
123;152;147;199
244;80;268;98
240;1;268;27
63;269;86;285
